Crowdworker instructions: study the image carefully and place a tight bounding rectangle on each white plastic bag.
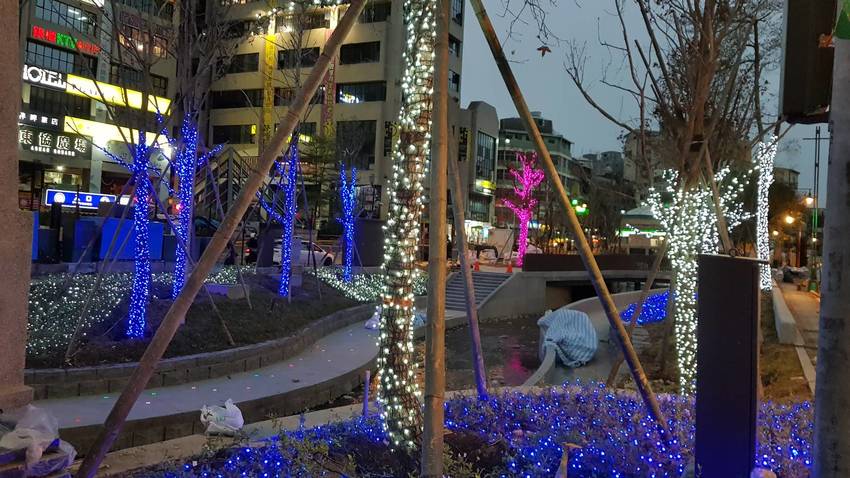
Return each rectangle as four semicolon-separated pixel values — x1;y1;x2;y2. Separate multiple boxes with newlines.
27;440;76;477
200;399;244;435
0;405;59;467
365;311;380;330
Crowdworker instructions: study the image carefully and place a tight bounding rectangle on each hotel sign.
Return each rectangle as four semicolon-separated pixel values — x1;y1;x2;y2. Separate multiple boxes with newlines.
31;25;101;56
19;125;91;160
22;64;67;90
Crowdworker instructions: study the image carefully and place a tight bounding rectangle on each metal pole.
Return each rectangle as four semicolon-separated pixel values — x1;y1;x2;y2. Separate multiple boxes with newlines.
469;0;669;437
74;3;367;474
421;0;449;471
447;151;488;398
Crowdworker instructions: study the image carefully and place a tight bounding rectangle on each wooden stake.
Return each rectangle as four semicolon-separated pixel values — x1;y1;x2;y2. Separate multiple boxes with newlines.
74;3;367;474
469;0;669;438
421;0;449;472
447;147;488;399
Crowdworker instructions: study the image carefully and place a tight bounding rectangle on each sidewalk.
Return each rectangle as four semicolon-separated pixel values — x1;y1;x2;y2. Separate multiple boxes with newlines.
778;283;820;366
35;321;379;429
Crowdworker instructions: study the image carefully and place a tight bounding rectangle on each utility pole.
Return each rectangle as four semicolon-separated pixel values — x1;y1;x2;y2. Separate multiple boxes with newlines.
802;126;829;284
421;0;449;472
813;21;850;478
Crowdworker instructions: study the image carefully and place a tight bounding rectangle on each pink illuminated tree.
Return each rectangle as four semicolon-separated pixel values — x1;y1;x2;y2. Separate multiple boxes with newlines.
500;152;545;267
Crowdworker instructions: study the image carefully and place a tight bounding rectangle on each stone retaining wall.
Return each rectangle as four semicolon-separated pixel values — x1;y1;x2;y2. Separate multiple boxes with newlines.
26;303;375;399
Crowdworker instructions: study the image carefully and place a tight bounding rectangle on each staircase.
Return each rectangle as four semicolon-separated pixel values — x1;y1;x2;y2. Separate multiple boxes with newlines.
445;271;512;312
195;147;286;220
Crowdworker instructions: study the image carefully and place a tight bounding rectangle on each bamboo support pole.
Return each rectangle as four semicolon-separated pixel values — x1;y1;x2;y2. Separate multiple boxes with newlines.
74;3;366;474
469;0;669;438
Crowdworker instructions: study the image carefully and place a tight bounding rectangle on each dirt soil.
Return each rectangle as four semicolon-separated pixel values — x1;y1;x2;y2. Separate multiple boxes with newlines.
27;275;357;369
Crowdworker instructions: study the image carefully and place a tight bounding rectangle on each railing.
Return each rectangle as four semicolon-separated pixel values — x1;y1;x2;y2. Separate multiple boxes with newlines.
522;253;671;272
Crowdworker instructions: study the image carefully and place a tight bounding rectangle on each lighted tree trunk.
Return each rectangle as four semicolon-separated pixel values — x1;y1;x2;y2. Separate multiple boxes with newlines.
375;0;436;449
814;28;850;478
500;152;544;267
126;138;152;338
171;115;199;299
338;166;357;282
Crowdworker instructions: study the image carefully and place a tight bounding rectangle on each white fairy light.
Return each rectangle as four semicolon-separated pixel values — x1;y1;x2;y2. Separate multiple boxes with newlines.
647;167;751;394
374;0;436;449
755;137;777;290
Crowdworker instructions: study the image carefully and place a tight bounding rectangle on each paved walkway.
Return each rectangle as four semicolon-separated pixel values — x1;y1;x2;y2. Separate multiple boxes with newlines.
35;321;379;428
779;283;820;366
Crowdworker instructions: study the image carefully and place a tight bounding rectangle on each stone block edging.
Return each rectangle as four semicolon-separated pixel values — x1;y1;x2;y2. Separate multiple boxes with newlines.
25;303;376;399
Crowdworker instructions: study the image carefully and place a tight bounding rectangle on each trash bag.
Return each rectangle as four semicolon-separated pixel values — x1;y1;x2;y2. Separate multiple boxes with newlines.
200;399;244;435
27;440;76;477
0;405;60;467
537;308;598;368
365;310;380;330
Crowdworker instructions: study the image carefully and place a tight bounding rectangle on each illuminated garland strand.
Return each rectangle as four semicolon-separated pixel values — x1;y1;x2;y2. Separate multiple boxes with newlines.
338;165;357;282
279;141;300;297
171;115;199;299
647;168;751;393
755;137;777;290
500;152;545;267
376;0;436;448
127;133;152;338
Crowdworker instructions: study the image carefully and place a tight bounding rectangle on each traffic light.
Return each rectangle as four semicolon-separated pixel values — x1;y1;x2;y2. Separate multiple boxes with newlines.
779;0;836;124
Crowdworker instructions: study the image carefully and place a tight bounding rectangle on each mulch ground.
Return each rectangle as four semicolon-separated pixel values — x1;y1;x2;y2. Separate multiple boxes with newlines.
26;274;358;368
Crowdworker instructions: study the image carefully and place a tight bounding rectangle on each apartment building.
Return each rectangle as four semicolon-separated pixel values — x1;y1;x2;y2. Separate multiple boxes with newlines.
18;0;177;210
206;0;465;220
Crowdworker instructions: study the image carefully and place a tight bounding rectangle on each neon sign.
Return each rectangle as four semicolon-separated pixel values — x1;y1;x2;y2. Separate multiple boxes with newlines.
31;25;101;56
19;125;91;160
22;64;67;90
19;111;62;129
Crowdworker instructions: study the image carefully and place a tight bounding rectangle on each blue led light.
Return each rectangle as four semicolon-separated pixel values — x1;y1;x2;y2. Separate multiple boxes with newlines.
338;166;357;282
164;382;812;477
126;133;152;338
620;290;670;326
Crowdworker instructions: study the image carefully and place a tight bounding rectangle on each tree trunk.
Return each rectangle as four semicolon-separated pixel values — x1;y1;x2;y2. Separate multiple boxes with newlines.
421;0;449;470
447;153;488;399
814;34;850;478
469;0;669;438
375;0;436;449
74;3;367;474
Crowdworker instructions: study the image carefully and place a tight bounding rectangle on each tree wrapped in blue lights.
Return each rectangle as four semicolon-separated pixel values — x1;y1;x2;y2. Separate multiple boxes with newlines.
99;133;154;338
338;165;357;282
258;139;300;297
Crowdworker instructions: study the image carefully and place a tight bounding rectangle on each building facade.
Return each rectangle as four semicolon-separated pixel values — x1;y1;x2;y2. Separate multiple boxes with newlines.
18;0;176;210
206;0;465;221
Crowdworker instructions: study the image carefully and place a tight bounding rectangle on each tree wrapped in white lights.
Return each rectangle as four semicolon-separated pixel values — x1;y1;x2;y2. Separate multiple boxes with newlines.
376;0;436;449
647;168;751;393
755;136;777;290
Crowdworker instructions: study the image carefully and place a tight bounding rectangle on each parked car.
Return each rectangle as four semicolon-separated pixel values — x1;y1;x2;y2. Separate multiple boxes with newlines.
273;238;335;267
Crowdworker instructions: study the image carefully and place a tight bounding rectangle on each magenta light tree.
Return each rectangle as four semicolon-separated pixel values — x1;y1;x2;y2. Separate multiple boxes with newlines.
500;152;545;267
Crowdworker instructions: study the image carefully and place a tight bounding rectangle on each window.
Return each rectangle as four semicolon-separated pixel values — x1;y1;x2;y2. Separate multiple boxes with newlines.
35;0;97;36
278;47;320;69
449;70;461;94
467;196;491;222
340;41;380;64
118;0;173;19
274;88;323;106
337;120;376;169
451;0;463;24
220;0;257;5
26;41;97;75
360;2;391;23
119;26;168;58
475;132;496;179
227;53;259;73
336;82;386;103
109;64;168;96
28;85;91;118
110;106;159;131
213;124;255;144
224;20;253;39
211;89;263;109
449;35;461;57
276;12;329;32
299;122;317;137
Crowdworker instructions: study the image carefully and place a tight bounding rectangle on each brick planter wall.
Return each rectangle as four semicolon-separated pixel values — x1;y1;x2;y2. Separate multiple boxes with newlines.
26;303;376;399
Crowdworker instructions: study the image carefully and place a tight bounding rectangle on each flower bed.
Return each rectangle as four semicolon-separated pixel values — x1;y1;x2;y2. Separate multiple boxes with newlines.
151;382;812;477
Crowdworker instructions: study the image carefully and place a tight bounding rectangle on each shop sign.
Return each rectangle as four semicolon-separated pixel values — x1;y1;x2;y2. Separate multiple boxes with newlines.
19;125;91;160
65;75;171;113
474;179;495;196
19;111;62;130
31;25;101;56
22;64;67;90
44;189;116;210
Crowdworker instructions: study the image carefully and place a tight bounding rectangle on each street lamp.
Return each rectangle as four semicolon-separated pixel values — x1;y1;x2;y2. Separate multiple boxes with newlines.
804;196;815;207
785;214;795;225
